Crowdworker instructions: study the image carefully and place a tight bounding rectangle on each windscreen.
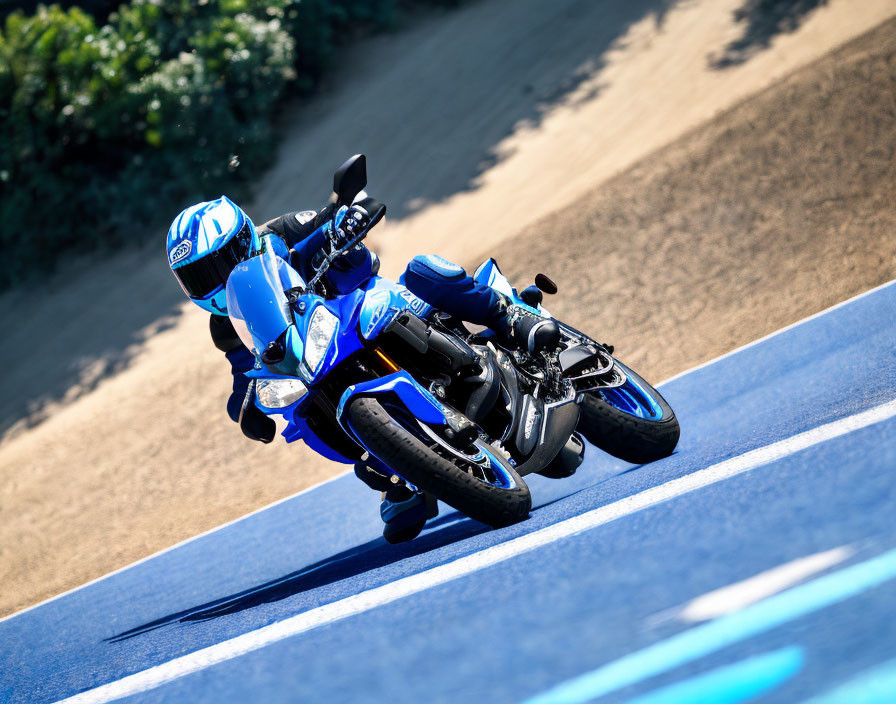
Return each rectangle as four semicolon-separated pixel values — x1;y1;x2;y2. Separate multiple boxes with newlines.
225;248;305;355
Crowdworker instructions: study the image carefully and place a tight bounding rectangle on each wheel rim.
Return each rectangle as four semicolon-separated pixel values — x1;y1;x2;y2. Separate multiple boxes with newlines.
426;436;518;490
471;444;518;490
598;375;663;420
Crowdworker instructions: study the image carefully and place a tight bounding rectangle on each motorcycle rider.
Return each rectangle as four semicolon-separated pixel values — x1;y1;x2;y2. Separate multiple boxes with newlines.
166;194;559;542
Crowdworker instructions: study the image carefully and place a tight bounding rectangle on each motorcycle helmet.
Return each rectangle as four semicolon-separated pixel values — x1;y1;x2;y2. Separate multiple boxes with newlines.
166;196;255;315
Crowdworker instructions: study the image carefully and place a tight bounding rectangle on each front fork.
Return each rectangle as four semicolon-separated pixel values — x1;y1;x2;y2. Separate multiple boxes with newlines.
337;367;517;489
336;369;448;485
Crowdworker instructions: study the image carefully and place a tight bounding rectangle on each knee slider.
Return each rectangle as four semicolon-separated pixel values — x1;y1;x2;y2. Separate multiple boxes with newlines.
408;255;466;282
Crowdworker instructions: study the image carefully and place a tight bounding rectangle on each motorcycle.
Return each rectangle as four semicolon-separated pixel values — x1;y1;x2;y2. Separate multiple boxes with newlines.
225;155;680;535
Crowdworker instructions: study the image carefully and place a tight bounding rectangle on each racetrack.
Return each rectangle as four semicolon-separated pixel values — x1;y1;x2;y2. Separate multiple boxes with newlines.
3;280;894;703
1;0;895;620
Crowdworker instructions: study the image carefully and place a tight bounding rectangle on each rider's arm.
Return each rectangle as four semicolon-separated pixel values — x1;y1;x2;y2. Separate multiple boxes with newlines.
326;196;384;290
267;199;385;295
209;314;276;443
256;196;384;251
256;205;336;249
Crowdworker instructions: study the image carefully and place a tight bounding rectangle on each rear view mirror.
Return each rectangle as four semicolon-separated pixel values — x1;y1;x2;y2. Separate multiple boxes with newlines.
333;154;367;208
534;273;558;295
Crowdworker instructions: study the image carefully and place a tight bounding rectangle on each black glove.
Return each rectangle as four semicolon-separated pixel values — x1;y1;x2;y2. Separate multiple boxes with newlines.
237;381;276;444
221;333;276;444
240;403;276;443
336;204;372;245
336;197;386;246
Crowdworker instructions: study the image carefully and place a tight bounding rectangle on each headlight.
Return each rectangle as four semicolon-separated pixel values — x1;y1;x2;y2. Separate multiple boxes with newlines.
304;305;339;373
256;378;308;409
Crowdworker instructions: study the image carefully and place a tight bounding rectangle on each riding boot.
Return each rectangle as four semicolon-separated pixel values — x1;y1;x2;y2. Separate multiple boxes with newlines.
491;295;560;354
380;484;428;544
354;463;429;544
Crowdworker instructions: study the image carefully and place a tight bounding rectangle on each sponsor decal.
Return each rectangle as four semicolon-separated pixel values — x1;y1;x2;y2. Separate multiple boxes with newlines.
399;289;429;315
295;210;317;225
366;301;389;336
524;404;538;439
169;240;192;264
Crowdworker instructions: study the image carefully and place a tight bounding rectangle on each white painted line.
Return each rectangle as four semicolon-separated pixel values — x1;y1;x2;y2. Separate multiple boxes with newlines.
52;398;896;704
648;546;855;626
0;470;351;625
658;279;896;387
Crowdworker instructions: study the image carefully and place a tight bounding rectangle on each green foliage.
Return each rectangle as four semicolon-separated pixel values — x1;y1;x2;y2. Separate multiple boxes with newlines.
0;0;452;288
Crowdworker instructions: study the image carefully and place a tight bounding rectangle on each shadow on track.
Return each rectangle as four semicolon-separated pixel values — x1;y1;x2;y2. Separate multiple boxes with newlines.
105;453;648;644
105;512;488;643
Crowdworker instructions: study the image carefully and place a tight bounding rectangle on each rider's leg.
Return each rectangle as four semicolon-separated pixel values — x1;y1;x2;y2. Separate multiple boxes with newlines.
402;255;559;353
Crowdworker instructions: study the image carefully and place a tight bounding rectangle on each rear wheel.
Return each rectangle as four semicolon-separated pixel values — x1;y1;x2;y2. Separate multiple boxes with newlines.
578;361;679;464
347;397;531;527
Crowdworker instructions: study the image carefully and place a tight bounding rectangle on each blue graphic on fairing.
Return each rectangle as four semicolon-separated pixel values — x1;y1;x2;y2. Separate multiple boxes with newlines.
358;277;431;340
336;371;447;426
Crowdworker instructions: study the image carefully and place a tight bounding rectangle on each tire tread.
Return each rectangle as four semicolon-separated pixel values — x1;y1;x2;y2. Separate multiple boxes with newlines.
347;397;531;527
578;364;680;464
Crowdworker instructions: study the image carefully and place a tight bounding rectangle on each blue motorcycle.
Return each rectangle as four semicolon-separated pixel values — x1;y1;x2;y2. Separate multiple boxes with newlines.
225;156;679;531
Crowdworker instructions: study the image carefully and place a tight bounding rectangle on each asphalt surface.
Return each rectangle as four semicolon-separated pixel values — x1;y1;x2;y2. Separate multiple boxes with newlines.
2;281;895;703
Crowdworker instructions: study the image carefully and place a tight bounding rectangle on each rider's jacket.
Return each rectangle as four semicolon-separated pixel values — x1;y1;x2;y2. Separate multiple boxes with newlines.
212;202;379;442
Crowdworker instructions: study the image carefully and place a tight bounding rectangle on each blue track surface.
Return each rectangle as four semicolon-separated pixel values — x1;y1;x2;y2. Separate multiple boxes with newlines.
3;282;895;704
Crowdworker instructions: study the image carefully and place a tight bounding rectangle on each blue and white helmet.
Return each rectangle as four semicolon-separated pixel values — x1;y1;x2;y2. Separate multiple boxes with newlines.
166;196;255;315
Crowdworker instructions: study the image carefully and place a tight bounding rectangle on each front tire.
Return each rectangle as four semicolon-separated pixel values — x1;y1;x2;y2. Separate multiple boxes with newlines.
347;397;531;527
578;361;680;464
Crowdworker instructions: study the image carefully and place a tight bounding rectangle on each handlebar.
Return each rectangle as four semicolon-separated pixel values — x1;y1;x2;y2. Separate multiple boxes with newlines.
304;203;386;292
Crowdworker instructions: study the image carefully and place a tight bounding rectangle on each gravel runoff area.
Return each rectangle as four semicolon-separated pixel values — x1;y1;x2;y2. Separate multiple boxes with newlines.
0;5;894;618
489;17;896;386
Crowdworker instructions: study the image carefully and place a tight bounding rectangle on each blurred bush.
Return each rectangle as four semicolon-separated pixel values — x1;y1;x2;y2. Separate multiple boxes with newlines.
2;0;119;24
0;0;456;288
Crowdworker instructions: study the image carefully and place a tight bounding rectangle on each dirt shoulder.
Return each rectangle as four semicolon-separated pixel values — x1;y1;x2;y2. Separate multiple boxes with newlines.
488;17;896;385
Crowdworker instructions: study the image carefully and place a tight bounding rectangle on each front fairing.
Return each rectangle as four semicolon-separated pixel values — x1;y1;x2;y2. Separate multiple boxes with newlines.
291;288;365;384
358;275;432;340
225;248;305;359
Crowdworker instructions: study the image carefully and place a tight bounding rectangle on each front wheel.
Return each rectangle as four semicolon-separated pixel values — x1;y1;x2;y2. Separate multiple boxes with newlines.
347;397;531;527
578;361;680;464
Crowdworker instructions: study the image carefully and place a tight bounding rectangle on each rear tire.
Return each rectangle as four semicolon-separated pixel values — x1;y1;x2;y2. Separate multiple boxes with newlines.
347;397;531;527
578;362;680;465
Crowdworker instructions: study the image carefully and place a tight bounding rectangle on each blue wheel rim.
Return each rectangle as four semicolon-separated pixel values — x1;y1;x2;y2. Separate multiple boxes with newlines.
477;447;517;489
598;373;663;420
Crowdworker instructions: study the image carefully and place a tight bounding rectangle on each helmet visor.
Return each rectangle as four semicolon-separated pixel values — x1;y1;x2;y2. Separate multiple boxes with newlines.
174;222;252;299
